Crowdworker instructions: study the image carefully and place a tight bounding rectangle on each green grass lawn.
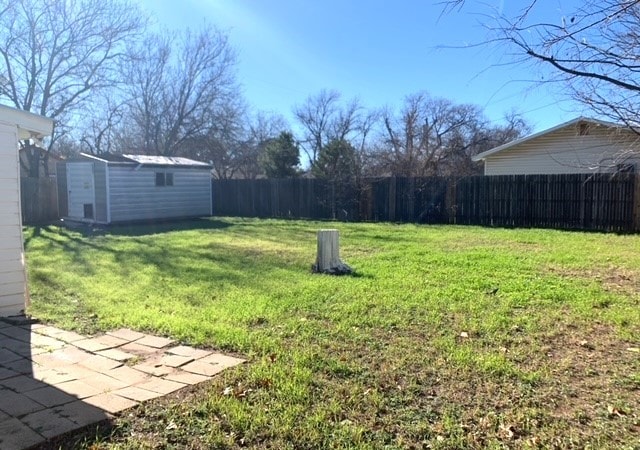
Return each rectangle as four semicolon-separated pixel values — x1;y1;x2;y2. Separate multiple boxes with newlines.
25;218;640;449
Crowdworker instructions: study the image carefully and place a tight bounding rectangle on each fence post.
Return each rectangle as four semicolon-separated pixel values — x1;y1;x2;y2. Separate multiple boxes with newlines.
445;178;456;224
633;174;640;232
388;176;396;222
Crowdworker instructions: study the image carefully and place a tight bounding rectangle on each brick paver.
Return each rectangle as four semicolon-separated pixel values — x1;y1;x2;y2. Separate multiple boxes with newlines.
201;353;246;368
96;348;135;362
0;319;245;450
160;354;194;368
3;357;33;374
0;417;44;450
104;366;150;384
24;386;77;408
164;371;211;385
0;367;18;381
0;348;22;364
181;360;226;377
56;379;108;398
1;374;48;393
21;408;77;439
94;334;130;349
132;362;175;377
82;373;129;391
42;329;87;343
56;364;100;380
120;342;160;355
0;389;46;416
135;378;185;395
0;327;31;342
112;385;163;402
84;393;138;414
73;338;114;353
30;334;66;350
80;354;124;371
167;345;212;359
106;328;146;341
136;334;175;349
30;367;77;385
52;400;111;427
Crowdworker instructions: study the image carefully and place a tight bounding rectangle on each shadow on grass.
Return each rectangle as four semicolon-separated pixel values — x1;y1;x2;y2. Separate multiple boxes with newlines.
74;217;234;237
24;218;233;249
26;220;306;297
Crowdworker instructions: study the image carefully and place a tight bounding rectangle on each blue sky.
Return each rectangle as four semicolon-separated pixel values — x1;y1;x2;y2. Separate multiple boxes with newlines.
137;0;586;133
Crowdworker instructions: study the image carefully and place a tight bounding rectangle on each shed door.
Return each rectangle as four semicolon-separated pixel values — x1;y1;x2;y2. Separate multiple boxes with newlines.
66;162;95;219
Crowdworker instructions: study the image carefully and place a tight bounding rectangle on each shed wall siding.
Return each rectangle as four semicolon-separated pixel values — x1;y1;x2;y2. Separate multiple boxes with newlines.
108;166;211;222
484;126;640;175
92;161;108;223
0;121;25;316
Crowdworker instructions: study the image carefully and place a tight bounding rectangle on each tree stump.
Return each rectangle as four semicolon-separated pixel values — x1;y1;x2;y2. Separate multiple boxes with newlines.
312;229;353;275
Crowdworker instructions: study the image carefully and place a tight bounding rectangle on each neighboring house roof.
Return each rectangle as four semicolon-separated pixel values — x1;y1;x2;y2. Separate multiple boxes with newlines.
80;152;212;168
0;104;54;140
472;117;633;162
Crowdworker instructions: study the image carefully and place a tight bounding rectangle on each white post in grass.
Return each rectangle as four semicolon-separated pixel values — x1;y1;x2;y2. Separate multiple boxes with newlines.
314;229;352;275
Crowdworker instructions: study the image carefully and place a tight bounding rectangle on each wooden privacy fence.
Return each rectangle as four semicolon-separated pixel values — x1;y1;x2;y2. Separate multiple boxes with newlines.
21;177;59;224
453;174;638;232
212;174;640;232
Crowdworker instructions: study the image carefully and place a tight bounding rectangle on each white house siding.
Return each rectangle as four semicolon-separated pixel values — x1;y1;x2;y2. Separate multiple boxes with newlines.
108;166;211;222
484;125;640;175
0;121;26;316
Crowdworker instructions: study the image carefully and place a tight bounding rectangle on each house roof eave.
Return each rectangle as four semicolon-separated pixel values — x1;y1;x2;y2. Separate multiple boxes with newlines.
471;116;631;162
0;104;54;140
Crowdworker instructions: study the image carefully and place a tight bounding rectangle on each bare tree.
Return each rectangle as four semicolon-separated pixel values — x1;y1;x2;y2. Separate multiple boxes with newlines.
374;92;529;177
178;98;246;179
293;89;376;165
445;0;640;129
79;96;126;155
0;0;144;176
126;26;239;156
440;111;531;176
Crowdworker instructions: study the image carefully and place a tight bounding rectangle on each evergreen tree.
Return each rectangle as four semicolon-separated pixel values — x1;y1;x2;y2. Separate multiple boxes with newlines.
259;132;300;178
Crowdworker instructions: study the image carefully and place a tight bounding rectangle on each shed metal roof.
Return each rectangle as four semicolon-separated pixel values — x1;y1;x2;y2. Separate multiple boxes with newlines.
81;153;211;168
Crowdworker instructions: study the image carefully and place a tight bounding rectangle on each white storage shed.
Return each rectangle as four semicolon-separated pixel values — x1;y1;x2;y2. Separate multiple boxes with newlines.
58;153;213;224
0;105;53;317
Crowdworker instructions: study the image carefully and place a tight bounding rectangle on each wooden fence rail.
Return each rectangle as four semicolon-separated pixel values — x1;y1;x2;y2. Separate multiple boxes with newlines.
212;174;640;232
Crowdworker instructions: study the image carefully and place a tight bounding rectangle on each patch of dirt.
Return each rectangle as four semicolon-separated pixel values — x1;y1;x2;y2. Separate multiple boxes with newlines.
548;264;640;295
527;322;639;415
363;321;640;448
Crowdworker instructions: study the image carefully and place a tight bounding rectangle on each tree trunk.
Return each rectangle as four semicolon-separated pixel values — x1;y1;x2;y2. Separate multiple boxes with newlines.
313;229;352;275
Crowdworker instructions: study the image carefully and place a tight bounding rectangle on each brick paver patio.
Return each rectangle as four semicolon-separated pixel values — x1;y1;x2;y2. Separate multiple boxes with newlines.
0;317;245;450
